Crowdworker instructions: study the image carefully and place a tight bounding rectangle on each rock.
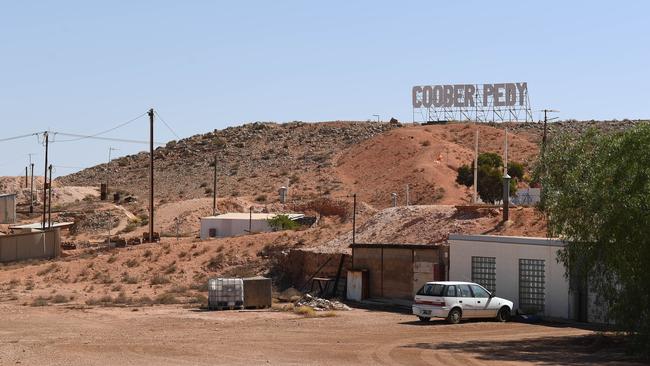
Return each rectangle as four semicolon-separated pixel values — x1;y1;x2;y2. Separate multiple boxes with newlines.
294;294;351;311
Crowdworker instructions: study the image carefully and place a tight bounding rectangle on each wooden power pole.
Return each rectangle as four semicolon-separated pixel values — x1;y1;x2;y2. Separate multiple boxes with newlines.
41;132;49;230
212;155;217;216
148;108;155;242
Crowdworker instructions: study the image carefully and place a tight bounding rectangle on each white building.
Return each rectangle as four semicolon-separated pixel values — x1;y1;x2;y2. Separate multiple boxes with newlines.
511;188;541;205
200;213;304;240
0;194;16;224
449;234;573;320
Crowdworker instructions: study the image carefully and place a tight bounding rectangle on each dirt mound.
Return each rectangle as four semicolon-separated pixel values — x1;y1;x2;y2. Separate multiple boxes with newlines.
335;124;540;208
57;121;397;205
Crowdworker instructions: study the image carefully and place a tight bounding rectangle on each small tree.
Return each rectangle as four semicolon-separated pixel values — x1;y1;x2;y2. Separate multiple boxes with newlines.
267;214;299;231
539;125;650;355
456;152;518;204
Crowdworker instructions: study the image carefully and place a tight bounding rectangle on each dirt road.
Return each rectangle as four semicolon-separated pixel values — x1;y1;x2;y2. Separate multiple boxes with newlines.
0;304;638;365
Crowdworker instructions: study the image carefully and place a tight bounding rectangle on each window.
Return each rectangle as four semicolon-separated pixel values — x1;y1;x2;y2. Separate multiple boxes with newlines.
470;284;490;298
445;285;457;297
471;256;496;293
417;283;445;296
457;284;473;297
519;259;545;314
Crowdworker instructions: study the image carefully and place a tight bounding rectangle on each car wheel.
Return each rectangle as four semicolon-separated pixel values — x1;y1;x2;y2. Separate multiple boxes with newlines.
417;316;430;322
496;306;510;322
447;308;461;324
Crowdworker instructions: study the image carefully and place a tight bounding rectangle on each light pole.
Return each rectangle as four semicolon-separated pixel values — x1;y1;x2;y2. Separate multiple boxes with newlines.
107;147;119;248
372;114;380;123
28;153;35;214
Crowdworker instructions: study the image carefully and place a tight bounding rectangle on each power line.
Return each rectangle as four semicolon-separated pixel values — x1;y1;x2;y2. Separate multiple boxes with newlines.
52;165;89;170
0;132;40;143
52;111;148;142
154;110;181;140
51;132;165;145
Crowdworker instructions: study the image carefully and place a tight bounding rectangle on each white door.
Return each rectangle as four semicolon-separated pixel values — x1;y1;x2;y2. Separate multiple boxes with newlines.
469;284;496;317
456;284;480;318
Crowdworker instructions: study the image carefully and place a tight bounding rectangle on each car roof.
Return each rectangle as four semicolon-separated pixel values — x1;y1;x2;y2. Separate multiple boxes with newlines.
424;281;477;286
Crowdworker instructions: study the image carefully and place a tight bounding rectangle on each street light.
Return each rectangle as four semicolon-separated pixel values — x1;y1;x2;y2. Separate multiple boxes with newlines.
372;114;380;123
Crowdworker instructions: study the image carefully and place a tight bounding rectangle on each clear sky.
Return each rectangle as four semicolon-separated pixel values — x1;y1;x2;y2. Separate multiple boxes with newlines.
1;1;648;177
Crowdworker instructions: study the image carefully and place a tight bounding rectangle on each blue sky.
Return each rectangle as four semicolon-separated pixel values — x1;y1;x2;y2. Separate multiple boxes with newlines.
0;1;648;176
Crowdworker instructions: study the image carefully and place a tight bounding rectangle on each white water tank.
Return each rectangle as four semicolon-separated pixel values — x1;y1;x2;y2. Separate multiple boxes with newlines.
208;278;244;310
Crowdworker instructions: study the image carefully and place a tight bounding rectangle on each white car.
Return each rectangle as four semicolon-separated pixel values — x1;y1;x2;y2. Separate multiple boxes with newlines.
412;281;513;324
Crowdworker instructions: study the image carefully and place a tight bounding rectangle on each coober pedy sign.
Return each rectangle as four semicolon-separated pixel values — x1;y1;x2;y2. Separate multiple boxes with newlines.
412;82;533;123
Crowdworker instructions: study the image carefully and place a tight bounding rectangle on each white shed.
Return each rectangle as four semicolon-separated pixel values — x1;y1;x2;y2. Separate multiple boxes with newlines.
448;234;574;320
200;213;304;239
0;194;16;224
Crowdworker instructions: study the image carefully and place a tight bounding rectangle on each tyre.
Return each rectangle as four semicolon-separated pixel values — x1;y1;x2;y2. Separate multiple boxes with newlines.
417;316;430;322
446;308;461;324
496;306;511;322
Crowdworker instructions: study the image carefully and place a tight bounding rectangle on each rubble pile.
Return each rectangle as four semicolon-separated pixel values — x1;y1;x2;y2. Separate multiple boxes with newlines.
294;294;351;311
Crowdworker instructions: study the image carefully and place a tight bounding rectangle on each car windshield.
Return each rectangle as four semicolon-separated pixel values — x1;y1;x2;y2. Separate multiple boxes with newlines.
417;284;445;296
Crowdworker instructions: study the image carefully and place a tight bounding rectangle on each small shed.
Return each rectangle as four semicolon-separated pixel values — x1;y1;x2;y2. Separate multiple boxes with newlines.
0;194;16;224
200;213;304;239
349;243;448;305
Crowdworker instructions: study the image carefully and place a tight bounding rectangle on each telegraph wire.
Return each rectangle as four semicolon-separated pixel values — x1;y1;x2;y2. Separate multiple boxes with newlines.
153;110;181;140
0;132;40;143
51;132;165;145
52;111;148;142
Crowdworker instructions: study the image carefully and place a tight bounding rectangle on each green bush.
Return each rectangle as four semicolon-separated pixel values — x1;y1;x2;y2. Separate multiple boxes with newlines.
267;214;299;231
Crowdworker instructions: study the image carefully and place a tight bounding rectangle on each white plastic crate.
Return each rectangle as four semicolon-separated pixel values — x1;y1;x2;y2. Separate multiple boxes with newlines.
208;278;244;310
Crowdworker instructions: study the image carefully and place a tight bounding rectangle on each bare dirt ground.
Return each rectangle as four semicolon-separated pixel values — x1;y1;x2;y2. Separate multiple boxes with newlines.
0;304;640;366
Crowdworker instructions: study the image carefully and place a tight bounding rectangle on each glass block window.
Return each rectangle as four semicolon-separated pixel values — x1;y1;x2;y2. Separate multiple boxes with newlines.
519;259;545;314
471;256;496;293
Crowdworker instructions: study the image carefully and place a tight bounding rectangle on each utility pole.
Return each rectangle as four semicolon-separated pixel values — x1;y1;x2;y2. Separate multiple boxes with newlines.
473;128;479;204
502;128;511;222
540;109;559;158
249;206;253;233
352;193;357;245
106;147;118;248
30;163;34;214
148;108;155;242
212;155;217;216
28;153;35;214
47;164;53;228
372;114;380;123
41;132;49;230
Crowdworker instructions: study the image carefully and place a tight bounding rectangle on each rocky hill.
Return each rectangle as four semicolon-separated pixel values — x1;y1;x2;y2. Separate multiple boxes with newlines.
58;119;647;209
58;121;396;206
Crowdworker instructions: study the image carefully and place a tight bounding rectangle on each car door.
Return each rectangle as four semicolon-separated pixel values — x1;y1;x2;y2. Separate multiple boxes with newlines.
469;284;494;317
456;284;479;317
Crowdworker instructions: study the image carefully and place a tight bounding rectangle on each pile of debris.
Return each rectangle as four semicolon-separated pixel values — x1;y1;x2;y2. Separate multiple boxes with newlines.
294;294;351;311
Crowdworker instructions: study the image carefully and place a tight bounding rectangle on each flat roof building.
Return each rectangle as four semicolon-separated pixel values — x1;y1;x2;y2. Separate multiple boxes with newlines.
200;213;304;239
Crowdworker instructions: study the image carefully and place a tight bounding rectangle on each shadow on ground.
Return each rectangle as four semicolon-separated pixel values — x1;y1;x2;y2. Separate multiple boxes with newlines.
402;333;644;365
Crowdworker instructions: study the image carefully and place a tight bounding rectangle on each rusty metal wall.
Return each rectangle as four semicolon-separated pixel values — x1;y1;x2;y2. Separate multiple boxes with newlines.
351;247;383;298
